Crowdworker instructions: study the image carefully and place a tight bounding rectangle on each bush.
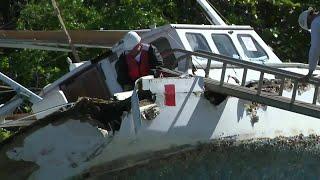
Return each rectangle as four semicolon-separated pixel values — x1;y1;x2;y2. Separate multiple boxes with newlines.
0;129;12;142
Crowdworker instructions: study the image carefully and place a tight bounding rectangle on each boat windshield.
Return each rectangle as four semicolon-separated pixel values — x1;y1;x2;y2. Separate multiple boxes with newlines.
211;34;240;59
237;34;268;62
185;32;212;62
185;33;211;52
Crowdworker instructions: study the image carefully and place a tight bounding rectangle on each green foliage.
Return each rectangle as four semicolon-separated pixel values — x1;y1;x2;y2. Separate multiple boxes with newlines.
209;0;320;63
17;0;104;30
0;129;12;142
7;50;67;87
0;0;27;28
1;0;320;89
1;0;173;89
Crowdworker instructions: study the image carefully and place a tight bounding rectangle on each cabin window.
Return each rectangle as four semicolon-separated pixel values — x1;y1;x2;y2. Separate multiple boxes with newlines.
185;33;211;53
211;34;240;59
151;37;177;69
237;34;268;61
60;64;110;102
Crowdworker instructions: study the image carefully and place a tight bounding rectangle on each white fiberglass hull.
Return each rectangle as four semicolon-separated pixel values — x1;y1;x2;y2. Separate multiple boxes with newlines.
4;74;320;179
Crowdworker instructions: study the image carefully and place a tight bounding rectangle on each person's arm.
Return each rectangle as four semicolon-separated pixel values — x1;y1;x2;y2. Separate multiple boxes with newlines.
308;19;320;76
148;45;164;69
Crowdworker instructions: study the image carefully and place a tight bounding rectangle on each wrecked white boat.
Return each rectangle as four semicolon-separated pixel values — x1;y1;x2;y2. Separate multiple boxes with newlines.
1;0;320;179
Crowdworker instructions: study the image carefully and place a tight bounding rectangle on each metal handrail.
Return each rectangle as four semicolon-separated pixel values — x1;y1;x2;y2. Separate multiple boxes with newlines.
162;48;320;105
164;48;319;83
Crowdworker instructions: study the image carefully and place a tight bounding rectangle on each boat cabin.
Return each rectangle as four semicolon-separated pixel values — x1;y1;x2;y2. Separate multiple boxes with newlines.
31;22;280;114
140;24;281;73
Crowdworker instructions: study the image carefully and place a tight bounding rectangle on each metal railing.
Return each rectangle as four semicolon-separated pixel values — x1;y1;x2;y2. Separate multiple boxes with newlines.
162;49;320;105
0;71;43;117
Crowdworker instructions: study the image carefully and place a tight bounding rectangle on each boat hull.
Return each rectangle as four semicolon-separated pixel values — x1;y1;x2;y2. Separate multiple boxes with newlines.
2;76;320;179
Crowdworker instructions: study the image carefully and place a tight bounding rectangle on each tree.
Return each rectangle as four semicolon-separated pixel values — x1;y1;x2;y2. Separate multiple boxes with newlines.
0;0;27;29
1;0;172;88
1;0;320;89
209;0;320;63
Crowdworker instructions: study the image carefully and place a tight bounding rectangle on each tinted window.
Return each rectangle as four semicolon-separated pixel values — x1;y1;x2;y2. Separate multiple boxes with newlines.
186;33;211;52
212;34;240;59
151;37;177;69
237;34;268;61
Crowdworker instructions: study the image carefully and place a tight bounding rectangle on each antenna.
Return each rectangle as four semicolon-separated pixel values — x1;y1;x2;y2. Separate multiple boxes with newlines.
196;0;227;25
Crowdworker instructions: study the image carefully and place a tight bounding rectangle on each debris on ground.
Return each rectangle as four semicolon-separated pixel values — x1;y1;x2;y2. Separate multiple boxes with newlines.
244;102;267;126
246;78;311;95
73;97;131;132
243;78;312;125
141;104;160;120
204;91;227;105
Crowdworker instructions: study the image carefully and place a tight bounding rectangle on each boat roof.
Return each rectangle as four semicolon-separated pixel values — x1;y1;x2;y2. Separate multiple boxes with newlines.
167;24;253;30
0;29;150;51
142;24;253;36
0;24;254;51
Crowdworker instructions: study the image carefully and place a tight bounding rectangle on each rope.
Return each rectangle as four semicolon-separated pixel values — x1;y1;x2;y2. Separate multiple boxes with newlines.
0;102;75;127
51;0;80;63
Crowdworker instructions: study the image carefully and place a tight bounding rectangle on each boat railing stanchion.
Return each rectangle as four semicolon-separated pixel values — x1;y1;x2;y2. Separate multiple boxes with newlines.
185;56;192;72
279;77;285;96
241;68;247;86
291;80;299;103
257;72;264;95
313;84;319;105
205;58;212;78
220;63;227;86
188;51;194;72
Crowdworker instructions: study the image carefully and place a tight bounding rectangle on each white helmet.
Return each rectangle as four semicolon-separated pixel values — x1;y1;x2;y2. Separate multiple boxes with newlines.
298;8;313;31
123;31;141;51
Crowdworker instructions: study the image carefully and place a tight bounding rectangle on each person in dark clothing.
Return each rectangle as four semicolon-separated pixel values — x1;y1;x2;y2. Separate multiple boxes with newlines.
116;31;163;90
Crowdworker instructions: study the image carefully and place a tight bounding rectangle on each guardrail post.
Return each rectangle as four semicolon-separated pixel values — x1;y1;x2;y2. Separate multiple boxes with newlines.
220;63;227;86
257;72;264;95
184;56;191;72
279;77;285;96
313;85;319;105
291;80;298;103
205;59;212;78
241;68;247;86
